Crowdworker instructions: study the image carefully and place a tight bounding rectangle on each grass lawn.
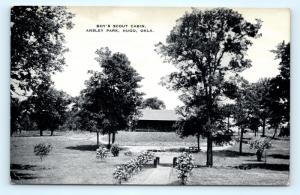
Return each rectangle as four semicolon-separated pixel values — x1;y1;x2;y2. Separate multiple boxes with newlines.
10;131;290;185
169;137;290;185
105;131;205;147
11;132;134;184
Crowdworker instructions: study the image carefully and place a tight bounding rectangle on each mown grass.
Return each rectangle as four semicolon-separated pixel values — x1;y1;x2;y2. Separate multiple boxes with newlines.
169;137;290;185
11;134;134;184
112;131;204;147
10;131;289;185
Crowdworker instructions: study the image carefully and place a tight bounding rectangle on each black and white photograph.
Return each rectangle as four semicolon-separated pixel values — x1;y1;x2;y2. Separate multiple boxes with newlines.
10;6;290;185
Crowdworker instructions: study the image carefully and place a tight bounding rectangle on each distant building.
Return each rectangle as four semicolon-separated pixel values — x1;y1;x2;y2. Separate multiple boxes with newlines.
135;109;180;132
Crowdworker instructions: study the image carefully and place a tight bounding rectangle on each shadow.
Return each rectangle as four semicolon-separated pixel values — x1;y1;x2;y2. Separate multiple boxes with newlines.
232;163;289;171
12;133;61;138
214;150;255;158
268;154;290;159
159;163;173;167
147;148;201;153
66;144;128;151
10;171;39;180
10;164;37;171
66;144;99;151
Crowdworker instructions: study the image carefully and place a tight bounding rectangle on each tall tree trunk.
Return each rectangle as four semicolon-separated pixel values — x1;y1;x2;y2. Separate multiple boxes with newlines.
254;128;257;137
262;118;266;137
112;132;116;144
197;133;200;152
227;116;230;131
96;131;99;147
108;133;111;147
272;127;278;139
239;127;244;155
206;132;213;167
40;129;43;136
51;130;54;136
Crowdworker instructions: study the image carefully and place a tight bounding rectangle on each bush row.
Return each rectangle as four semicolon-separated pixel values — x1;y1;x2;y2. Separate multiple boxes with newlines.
113;151;155;184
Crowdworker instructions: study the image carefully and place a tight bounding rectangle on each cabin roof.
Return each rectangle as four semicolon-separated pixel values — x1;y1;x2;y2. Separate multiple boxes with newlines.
139;109;180;121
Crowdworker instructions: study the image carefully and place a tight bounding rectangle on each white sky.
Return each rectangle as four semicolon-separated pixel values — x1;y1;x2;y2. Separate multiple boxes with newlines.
52;7;290;109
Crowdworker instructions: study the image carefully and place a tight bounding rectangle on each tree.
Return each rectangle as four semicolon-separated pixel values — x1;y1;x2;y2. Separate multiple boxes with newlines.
79;47;143;146
175;110;205;152
250;78;271;137
25;84;71;136
268;42;290;137
220;104;235;132
141;97;166;109
10;6;74;135
156;8;261;166
229;76;251;154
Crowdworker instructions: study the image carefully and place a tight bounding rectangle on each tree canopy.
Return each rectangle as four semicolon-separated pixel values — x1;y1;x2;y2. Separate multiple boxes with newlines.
11;6;74;96
268;42;290;136
10;6;74;135
79;47;144;146
25;84;71;136
141;97;166;110
156;8;262;166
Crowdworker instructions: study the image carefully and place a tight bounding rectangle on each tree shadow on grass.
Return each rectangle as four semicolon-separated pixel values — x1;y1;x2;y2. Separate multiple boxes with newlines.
232;163;289;171
268;154;290;159
11;171;40;180
213;150;255;158
10;163;41;181
66;144;128;151
11;163;37;170
66;144;99;151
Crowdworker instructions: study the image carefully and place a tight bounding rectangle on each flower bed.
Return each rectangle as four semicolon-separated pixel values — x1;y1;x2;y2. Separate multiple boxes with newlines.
113;151;155;184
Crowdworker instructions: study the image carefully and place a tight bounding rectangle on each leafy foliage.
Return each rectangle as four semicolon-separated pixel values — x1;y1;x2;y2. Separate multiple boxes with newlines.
25;84;71;136
11;6;74;96
113;151;154;184
175;152;194;185
110;144;121;157
141;97;166;109
79;47;143;144
96;145;109;160
249;137;271;161
33;143;53;161
156;8;262;166
249;137;272;151
268;42;290;136
10;6;74;135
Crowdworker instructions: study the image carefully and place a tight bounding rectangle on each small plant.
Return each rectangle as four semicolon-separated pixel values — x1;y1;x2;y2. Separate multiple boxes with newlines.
110;144;121;157
33;143;52;161
175;152;194;185
249;137;272;161
96;145;109;160
113;166;128;184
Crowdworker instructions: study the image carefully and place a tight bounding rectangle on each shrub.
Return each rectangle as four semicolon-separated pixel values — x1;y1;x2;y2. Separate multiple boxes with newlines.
96;145;109;160
33;143;52;161
113;151;154;184
175;152;194;185
113;166;128;184
249;137;272;161
110;144;121;157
